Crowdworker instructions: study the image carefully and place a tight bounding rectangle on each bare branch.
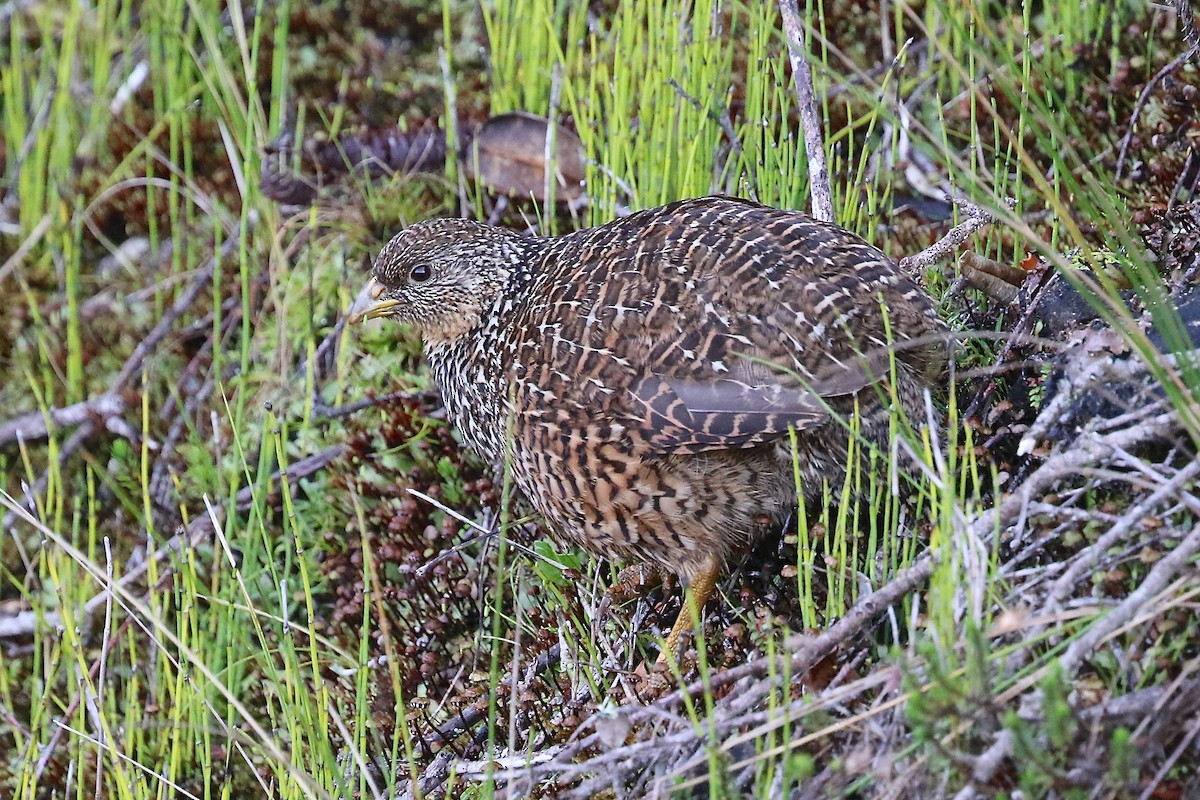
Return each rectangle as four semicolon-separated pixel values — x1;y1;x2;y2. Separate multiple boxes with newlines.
898;197;1012;274
1115;1;1199;180
779;0;833;222
0;395;125;448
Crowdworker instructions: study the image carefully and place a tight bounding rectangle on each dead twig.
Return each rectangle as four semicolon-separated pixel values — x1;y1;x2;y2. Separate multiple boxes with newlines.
779;0;833;222
408;571;920;797
0;395;125;448
1137;711;1200;800
1114;0;1200;180
898;197;1012;274
112;234;238;394
960;267;1058;427
393;644;563;800
1112;47;1199;182
0;212;52;285
666;77;743;157
1078;674;1200;729
0;420;102;577
536;555;936;780
980;410;1182;544
313;390;436;422
2;233;239;536
1042;458;1200;613
420;644;563;754
407;357;1193;795
1058;518;1200;678
148;297;243;512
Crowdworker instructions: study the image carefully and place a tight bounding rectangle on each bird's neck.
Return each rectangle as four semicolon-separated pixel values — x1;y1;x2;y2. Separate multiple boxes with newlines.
424;313;509;464
423;234;546;463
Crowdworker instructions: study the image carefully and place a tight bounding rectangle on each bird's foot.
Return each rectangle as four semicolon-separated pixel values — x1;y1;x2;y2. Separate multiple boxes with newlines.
596;563;676;620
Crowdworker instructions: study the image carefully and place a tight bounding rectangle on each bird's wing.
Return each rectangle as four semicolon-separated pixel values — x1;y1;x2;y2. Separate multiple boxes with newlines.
518;197;933;455
626;338;894;454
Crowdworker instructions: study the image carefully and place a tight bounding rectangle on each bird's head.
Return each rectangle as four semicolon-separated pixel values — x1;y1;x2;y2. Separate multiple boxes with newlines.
348;218;528;345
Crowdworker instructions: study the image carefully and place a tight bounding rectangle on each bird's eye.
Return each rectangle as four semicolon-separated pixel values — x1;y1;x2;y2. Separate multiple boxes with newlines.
409;264;433;283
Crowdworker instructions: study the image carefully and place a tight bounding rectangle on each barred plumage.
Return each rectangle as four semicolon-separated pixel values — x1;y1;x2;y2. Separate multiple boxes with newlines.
351;196;947;648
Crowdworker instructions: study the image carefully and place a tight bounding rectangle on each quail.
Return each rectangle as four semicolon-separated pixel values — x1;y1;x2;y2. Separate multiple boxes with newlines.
350;196;947;656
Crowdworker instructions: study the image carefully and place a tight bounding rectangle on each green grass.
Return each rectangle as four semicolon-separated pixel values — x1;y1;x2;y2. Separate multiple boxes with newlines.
3;0;1200;797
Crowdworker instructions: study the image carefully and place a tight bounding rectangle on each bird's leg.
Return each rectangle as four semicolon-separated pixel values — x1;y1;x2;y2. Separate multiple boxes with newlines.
657;555;721;664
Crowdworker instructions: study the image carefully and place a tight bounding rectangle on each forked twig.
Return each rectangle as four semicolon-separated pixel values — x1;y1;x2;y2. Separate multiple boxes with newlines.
898;197;1013;274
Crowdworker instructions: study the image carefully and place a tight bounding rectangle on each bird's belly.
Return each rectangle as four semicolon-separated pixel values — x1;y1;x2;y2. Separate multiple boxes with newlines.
516;430;797;581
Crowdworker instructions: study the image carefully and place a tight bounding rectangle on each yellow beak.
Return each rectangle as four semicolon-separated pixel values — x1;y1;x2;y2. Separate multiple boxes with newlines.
347;277;400;324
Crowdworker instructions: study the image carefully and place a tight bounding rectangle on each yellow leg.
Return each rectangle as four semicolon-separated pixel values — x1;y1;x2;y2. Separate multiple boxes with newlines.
657;555;720;664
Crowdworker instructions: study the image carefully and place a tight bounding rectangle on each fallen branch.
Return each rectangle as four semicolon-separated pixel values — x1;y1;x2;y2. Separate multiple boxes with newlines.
529;555;936;782
975;410;1182;546
148;296;244;512
114;235;237;394
779;0;833;222
1042;458;1200;613
1;230;247;541
1058;518;1200;677
0;231;235;449
0;212;52;285
399;563;924;797
1078;674;1200;729
0;395;125;448
899;197;1012;274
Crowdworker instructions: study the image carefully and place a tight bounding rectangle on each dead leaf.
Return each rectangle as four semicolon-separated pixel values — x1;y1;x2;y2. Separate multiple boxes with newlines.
465;111;585;202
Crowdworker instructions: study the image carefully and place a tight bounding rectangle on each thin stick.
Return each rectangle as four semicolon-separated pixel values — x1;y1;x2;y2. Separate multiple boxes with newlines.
898;197;1011;274
1114;0;1200;181
538;553;935;775
779;0;834;222
0;233;236;448
1058;519;1200;677
1113;46;1199;181
0;396;125;447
